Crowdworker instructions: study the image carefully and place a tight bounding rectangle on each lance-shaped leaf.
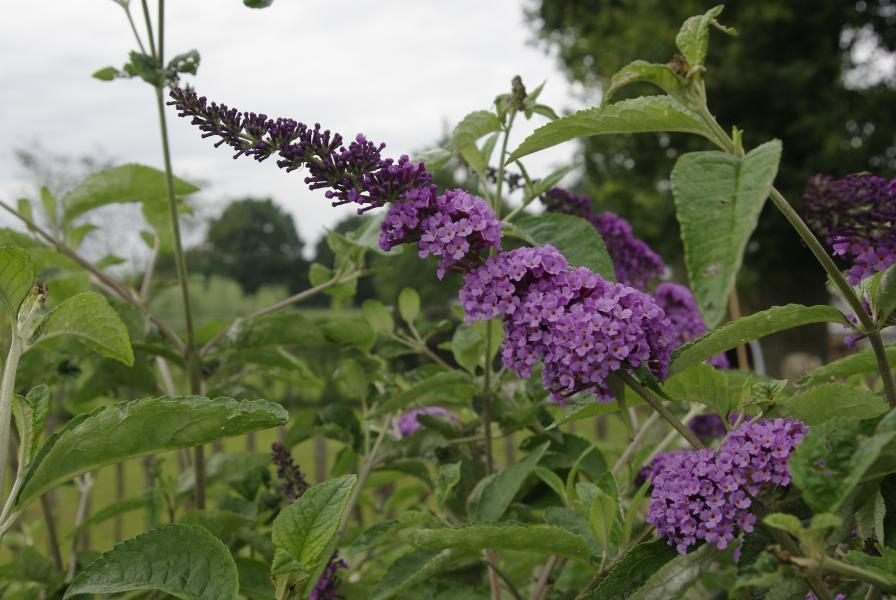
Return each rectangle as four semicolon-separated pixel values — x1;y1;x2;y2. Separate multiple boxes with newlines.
778;383;888;425
0;246;34;319
798;345;896;386
476;442;549;521
516;213;616;282
411;523;590;561
452;110;502;149
15;396;287;510
670;304;847;376
603;60;685;105
31;291;134;366
506;96;713;163
675;5;733;68
12;384;49;471
671;141;782;327
370;549;474;600
271;475;356;575
789;418;896;514
63;524;238;600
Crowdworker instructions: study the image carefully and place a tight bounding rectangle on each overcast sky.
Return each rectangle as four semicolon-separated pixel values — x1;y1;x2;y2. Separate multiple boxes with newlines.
0;1;586;255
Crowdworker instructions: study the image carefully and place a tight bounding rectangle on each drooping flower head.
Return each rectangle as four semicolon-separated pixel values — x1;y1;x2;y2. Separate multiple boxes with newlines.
461;245;673;403
647;418;808;553
380;188;502;278
654;283;729;369
804;174;896;284
397;406;456;437
542;188;666;289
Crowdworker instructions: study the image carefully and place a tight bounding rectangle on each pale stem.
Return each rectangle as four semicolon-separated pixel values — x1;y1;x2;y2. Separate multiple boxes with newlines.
0;334;23;502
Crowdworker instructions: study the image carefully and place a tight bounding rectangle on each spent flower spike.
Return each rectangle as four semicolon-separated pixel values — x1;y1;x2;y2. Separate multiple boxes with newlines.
270;442;309;502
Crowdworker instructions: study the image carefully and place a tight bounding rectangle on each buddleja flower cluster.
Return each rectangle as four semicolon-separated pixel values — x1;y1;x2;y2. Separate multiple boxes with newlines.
460;245;672;402
804;174;896;284
647;418;808;553
542;188;666;289
380;188;502;278
654;283;729;368
169;87;501;274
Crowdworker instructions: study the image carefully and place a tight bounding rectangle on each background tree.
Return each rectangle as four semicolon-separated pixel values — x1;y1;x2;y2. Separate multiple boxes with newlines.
195;197;310;294
529;0;896;369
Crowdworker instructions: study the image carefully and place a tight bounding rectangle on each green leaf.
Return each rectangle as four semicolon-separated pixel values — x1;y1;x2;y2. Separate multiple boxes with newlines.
789;418;896;513
15;396;286;510
798;345;896;386
877;264;896;322
450;319;500;375
0;545;56;583
271;475;357;574
516;213;615;281
603;60;685;104
625;543;717;600
372;371;476;417
581;538;676;599
235;557;275;599
31;291;134;366
546;393;644;430
63;524;238;600
362;299;395;334
434;462;462;508
670;304;847;376
843;548;896;587
244;0;274;6
662;363;732;415
0;246;34;319
92;66;121;81
413;147;454;171
535;466;568;505
675;5;732;68
778;383;888;425
475;442;549;521
370;549;473;600
452;111;502;149
11;385;49;471
39;187;57;228
411;523;590;561
61;164;197;249
175;451;273;497
763;513;803;536
506;96;713;163
671;141;782;327
398;287;421;325
320;318;375;352
589;492;617;557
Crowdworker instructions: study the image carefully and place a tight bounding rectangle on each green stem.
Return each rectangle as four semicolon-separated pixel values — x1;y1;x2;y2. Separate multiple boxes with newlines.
867;330;896;408
617;372;704;450
0;333;22;503
150;0;206;506
121;2;147;54
482;321;495;474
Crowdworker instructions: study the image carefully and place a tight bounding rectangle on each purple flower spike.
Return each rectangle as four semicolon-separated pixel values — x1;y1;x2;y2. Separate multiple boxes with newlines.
271;442;309;502
168;87;432;213
460;245;673;403
380;188;502;278
542;188;666;289
647;418;808;554
397;406;455;437
309;552;347;600
654;283;729;369
804;174;896;284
